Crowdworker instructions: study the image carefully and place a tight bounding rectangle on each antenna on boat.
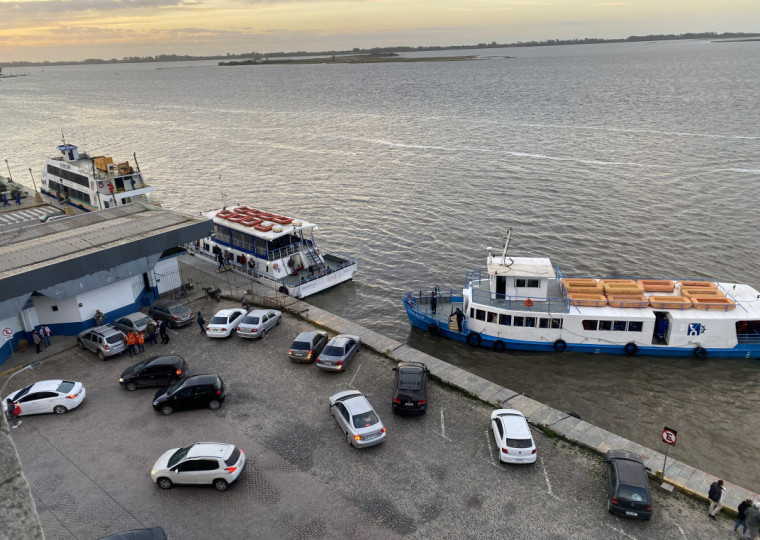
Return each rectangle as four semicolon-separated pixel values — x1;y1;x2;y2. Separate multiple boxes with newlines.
61;129;66;146
501;228;512;260
219;176;227;210
133;152;141;173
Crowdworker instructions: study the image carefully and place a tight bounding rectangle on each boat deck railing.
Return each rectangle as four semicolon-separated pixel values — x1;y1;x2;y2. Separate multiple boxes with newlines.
466;269;571;314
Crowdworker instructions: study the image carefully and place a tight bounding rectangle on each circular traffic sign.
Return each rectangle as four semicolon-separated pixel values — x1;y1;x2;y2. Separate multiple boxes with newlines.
2;328;12;338
662;428;677;445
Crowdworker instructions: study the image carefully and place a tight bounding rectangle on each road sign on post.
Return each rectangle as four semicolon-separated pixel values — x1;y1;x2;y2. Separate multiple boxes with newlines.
661;426;678;487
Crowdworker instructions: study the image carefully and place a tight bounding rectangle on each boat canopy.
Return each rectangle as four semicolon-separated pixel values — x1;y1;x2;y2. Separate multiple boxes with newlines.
487;256;555;278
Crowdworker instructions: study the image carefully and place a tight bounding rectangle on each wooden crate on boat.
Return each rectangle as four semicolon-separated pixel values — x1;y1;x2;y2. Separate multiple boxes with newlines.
567;293;607;307
606;294;649;308
677;280;717;290
690;297;736;310
603;282;645;295
649;296;692;309
680;287;724;298
638;279;675;293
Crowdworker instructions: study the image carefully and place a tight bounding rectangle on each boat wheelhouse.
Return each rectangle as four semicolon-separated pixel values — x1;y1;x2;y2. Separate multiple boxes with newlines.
191;207;357;299
404;232;760;359
39;142;155;211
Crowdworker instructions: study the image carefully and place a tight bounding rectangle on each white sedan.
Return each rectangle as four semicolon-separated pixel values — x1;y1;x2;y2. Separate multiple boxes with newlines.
206;308;247;338
490;409;536;464
236;309;282;339
150;442;245;491
3;380;86;416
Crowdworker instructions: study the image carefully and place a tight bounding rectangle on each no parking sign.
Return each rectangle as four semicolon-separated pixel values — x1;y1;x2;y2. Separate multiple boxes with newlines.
662;427;677;446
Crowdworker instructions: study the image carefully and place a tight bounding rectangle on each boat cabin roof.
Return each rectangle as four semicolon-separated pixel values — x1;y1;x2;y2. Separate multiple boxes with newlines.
204;208;316;241
487;256;555;278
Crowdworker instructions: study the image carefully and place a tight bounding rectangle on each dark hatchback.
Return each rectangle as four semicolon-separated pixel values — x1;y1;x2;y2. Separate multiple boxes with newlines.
288;330;329;363
152;374;225;415
392;362;430;415
119;355;188;391
605;449;653;520
148;300;194;328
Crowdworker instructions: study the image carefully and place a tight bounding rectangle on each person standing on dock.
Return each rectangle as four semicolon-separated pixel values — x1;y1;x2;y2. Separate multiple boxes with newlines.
430;290;438;315
742;502;760;540
454;308;465;332
217;252;225;271
15;191;21;205
2;193;8;206
158;320;170;344
708;479;725;520
146;320;158;345
32;330;41;353
197;311;206;334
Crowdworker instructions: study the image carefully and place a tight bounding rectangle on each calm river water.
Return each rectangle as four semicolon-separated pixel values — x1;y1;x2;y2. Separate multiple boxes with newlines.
2;40;759;488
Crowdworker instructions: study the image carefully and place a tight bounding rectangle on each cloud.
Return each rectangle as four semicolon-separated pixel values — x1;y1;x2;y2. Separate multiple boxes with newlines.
1;0;189;15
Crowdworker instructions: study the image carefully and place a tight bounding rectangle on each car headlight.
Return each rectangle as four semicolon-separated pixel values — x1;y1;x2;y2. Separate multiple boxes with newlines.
119;378;124;383
150;469;157;475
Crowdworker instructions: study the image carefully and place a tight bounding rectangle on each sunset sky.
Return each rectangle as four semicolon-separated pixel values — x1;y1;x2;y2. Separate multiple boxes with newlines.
1;0;758;63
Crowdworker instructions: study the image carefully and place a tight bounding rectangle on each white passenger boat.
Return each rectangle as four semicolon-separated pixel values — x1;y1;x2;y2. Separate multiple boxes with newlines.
190;206;357;299
39;140;155;211
404;230;760;358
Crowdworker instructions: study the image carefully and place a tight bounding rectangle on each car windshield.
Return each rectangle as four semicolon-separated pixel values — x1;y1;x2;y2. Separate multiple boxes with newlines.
290;341;309;350
506;438;533;449
106;334;123;344
322;345;344;356
225;447;241;466
618;484;649;502
11;384;33;401
352;410;379;428
131;360;147;371
168;445;194;468
210;316;228;324
399;373;421;389
166;380;185;395
169;306;189;315
56;381;75;393
243;316;260;324
134;316;151;327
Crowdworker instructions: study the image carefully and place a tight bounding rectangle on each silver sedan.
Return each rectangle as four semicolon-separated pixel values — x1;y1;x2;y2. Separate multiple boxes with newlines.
236;309;282;339
315;335;361;371
329;390;386;448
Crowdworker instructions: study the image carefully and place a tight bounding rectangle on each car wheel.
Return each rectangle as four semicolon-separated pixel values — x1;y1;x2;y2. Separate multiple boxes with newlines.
98;350;106;361
209;400;221;410
125;382;137;391
213;479;229;492
53;405;68;415
276;316;281;325
261;328;268;339
77;339;85;350
157;477;173;490
161;405;173;415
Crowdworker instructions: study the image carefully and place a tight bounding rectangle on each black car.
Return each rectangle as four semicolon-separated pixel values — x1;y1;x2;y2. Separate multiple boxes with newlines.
152;374;225;415
604;449;653;520
148;300;194;328
119;355;188;391
392;361;430;415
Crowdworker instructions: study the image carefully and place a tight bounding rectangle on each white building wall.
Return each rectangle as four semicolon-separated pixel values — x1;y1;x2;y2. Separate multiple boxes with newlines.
153;258;181;294
76;275;143;321
33;296;82;325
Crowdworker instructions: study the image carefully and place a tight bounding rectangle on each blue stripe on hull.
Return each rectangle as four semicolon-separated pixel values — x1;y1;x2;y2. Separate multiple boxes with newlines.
404;302;760;359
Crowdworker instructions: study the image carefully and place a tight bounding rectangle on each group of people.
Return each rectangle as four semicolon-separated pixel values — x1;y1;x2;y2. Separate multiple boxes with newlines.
31;325;52;353
708;479;760;539
1;190;22;206
125;319;170;355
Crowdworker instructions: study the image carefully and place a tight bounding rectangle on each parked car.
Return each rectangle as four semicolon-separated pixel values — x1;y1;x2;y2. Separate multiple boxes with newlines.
2;380;85;416
99;527;167;540
119;355;188;391
392;362;430;415
236;309;282;339
150;442;245;492
77;325;126;360
287;330;328;362
315;334;361;372
490;409;537;464
152;374;225;415
114;312;156;334
604;449;653;520
148;300;193;328
206;308;247;338
329;390;386;448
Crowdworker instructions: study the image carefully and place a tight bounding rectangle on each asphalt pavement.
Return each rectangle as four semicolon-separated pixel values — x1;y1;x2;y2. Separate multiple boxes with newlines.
4;297;741;539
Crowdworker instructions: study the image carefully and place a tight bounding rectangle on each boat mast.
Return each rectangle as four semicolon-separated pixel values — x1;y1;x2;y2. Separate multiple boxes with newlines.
501;228;512;260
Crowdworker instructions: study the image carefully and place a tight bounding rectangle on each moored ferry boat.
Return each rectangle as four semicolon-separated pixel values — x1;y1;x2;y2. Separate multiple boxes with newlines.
39;140;155;211
404;231;760;358
190;206;357;299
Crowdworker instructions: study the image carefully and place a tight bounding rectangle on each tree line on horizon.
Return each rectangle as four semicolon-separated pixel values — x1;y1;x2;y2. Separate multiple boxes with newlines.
2;31;757;67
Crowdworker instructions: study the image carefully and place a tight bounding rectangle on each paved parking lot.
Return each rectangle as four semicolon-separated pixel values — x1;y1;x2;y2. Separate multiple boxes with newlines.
7;298;736;539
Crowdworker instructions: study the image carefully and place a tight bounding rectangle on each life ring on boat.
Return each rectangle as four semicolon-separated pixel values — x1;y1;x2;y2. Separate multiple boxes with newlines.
493;340;505;352
427;323;440;335
693;346;708;360
272;263;279;271
524;298;533;307
624;342;638;356
553;339;567;352
466;332;481;347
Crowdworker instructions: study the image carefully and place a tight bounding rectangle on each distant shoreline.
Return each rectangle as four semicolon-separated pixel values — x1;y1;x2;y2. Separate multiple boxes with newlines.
219;53;484;66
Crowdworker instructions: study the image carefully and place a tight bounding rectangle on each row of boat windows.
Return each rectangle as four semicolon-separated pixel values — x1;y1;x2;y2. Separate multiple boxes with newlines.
582;320;643;332
213;225;303;256
471;308;563;329
515;279;540;288
47;164;89;189
46;179;92;204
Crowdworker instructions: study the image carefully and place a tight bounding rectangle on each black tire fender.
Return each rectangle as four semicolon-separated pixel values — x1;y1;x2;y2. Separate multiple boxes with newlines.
624;342;638;356
553;339;567;352
493;340;506;352
466;332;481;347
694;346;708;360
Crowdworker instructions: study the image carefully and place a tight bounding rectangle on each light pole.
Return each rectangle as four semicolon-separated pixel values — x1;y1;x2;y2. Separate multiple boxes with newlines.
4;159;12;181
28;168;43;202
0;362;39;399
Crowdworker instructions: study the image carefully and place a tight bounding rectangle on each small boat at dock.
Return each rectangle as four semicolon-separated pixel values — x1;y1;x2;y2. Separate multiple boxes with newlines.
403;230;760;358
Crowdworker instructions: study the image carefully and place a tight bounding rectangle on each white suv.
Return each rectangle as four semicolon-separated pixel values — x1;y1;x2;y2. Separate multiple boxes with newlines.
151;442;245;491
490;409;537;464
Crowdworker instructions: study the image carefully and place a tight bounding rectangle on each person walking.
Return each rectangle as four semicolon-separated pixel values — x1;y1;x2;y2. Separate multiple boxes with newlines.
453;308;465;332
15;191;21;205
38;327;48;350
430;290;438;315
146;320;158;345
136;330;145;353
708;479;725;519
736;499;754;534
125;331;136;356
197;311;206;334
32;330;41;353
42;325;52;348
217;251;226;271
158;320;170;344
2;193;8;207
94;309;105;326
743;502;760;540
5;398;21;428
